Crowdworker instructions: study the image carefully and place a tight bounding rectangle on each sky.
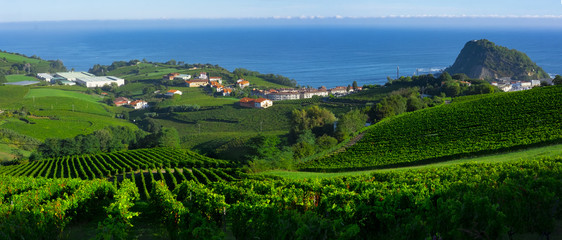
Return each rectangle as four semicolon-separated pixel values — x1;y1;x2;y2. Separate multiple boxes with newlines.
1;0;562;23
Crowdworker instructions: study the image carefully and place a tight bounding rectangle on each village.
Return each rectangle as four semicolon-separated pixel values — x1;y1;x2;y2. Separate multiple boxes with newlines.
163;71;363;109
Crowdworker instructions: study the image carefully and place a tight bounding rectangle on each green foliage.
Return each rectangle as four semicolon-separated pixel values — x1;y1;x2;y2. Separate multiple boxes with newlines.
0;72;7;83
37;126;144;158
335;109;368;141
1;156;562;239
233;68;297;87
290;105;336;142
0;51;67;74
96;179;140;240
553;75;562;85
301;86;562;171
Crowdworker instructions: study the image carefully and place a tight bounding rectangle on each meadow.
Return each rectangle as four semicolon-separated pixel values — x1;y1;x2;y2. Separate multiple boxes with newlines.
5;74;39;83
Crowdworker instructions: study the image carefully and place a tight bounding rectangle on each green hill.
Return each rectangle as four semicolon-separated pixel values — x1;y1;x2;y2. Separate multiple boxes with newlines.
445;39;548;80
0;51;67;75
0;86;136;140
299;86;562;171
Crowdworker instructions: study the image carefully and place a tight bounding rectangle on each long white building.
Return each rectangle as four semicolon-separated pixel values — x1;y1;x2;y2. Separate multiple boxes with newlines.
55;72;125;88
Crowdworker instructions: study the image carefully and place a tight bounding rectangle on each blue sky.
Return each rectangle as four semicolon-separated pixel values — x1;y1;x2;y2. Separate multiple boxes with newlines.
1;0;561;22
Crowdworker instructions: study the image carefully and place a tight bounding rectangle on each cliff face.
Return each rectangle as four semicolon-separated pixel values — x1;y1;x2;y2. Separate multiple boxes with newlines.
445;39;548;80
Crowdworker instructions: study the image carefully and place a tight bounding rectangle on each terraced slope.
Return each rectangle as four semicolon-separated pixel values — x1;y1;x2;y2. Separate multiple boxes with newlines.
299;86;562;171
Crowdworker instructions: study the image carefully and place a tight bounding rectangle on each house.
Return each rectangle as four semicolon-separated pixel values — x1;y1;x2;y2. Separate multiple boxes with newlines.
329;86;347;95
520;81;532;88
267;92;300;101
300;89;329;99
198;72;208;80
114;97;131;107
459;81;472;86
209;77;222;84
222;88;232;96
499;84;512;92
254;98;273;108
239;97;255;108
163;73;180;80
531;80;541;87
186;79;209;87
166;89;183;96
210;81;224;92
237;80;250;88
175;74;192;80
130;100;149;110
239;97;273;109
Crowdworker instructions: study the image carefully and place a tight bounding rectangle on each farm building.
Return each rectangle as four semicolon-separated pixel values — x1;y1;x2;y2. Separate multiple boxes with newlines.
166;89;183;96
114;97;130;106
55;72;125;88
186;79;209;87
237;80;250;88
239;97;273;109
209;76;222;84
130;100;149;109
37;73;54;82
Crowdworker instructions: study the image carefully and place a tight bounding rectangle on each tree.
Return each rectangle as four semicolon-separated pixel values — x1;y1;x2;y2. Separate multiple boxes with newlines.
316;134;338;151
0;73;7;84
352;81;358;90
443;81;460;97
438;72;453;82
553;75;562;85
246;134;281;160
290;106;336;142
335;109;368;141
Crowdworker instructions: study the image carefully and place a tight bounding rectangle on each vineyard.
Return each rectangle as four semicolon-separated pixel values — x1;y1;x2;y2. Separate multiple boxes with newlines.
1;156;562;239
300;86;562;171
0;148;245;201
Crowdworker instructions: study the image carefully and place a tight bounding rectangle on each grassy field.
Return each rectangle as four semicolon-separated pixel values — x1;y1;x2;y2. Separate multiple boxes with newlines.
0;85;30;107
25;88;103;103
0;143;32;161
243;75;289;89
5;74;39;83
262;143;562;179
0;112;136;140
158;87;238;107
0;52;42;64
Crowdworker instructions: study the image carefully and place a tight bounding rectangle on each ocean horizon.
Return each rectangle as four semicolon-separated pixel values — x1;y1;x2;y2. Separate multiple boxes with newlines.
1;23;560;88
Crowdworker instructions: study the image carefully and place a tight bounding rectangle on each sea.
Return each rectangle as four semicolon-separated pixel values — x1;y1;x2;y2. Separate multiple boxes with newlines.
0;24;561;88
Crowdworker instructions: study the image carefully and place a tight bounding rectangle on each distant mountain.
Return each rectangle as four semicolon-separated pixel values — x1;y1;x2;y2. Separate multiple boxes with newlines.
445;39;548;80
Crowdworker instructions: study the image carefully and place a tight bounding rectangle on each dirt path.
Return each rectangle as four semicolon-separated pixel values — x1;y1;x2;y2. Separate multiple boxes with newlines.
331;132;366;154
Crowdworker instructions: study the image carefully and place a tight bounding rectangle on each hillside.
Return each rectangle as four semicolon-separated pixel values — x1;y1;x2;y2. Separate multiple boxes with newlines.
444;39;549;80
299;86;562;171
0;51;67;75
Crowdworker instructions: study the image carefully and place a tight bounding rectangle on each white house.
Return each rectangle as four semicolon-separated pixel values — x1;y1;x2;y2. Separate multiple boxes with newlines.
237;80;250;88
267;92;300;101
198;72;208;80
130;100;149;109
254;98;273;108
174;74;192;80
166;89;183;96
209;76;222;84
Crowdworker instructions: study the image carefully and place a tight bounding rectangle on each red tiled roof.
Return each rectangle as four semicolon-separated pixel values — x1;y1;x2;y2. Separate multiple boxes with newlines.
254;98;269;103
239;97;254;103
